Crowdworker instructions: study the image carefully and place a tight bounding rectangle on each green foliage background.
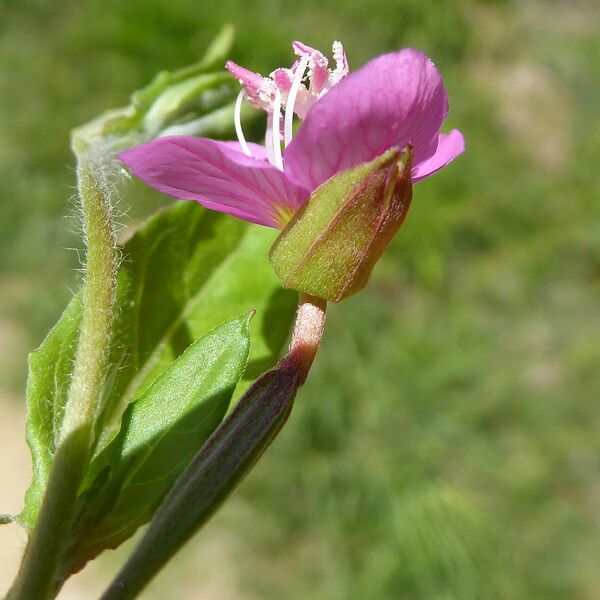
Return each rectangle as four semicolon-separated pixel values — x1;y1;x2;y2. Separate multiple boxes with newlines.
1;0;599;598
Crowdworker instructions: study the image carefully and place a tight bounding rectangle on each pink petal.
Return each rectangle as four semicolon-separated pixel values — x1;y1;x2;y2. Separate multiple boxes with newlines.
412;130;465;183
221;141;268;161
119;137;309;228
284;49;450;191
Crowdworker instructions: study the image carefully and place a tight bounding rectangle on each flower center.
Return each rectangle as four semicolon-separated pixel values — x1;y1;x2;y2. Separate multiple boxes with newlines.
227;41;349;171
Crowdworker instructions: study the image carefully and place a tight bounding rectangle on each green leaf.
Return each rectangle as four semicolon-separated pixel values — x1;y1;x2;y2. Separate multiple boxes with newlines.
193;23;235;72
19;201;296;530
71;24;237;152
96;201;296;453
63;313;252;571
19;296;82;529
131;24;235;113
142;72;237;137
100;363;300;600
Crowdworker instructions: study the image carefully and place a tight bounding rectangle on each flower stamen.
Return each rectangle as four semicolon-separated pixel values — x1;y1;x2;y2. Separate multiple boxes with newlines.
284;55;310;147
234;90;253;157
272;88;284;171
227;41;349;167
265;113;275;165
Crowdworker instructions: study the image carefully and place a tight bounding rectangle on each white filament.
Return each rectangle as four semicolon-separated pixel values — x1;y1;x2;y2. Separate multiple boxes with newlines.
272;88;284;171
284;55;310;147
234;90;253;157
265;113;275;165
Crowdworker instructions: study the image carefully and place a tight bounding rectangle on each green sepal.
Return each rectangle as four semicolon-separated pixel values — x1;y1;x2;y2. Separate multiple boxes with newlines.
270;147;413;302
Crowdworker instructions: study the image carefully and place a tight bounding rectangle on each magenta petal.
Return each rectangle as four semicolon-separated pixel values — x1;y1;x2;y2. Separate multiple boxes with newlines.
284;49;449;191
119;137;309;228
220;141;268;161
412;130;465;183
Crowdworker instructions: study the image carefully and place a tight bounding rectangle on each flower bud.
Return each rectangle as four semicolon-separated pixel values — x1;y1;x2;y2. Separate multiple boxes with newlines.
270;147;412;302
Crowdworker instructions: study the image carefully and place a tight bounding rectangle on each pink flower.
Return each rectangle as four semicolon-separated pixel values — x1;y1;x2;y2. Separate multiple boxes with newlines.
119;42;464;229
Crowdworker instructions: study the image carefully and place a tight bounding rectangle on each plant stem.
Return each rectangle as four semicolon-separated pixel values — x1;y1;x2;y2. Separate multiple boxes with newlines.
5;430;92;600
99;293;326;600
7;153;117;600
280;293;327;382
59;154;117;443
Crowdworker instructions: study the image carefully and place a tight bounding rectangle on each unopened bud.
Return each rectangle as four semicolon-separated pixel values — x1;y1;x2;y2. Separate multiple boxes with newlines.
270;147;412;302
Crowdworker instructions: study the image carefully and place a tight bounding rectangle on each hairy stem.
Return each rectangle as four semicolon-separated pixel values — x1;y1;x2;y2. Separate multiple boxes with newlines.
7;154;117;600
59;155;117;442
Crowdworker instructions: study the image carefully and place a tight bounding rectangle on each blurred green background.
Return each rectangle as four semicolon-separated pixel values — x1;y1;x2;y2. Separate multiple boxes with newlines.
1;0;599;598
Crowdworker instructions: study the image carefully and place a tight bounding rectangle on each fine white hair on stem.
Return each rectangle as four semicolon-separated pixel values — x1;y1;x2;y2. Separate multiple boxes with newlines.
284;55;309;147
234;90;253;157
272;88;284;171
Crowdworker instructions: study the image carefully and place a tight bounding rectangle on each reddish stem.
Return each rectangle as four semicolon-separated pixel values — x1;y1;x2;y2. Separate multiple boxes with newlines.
279;293;327;384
